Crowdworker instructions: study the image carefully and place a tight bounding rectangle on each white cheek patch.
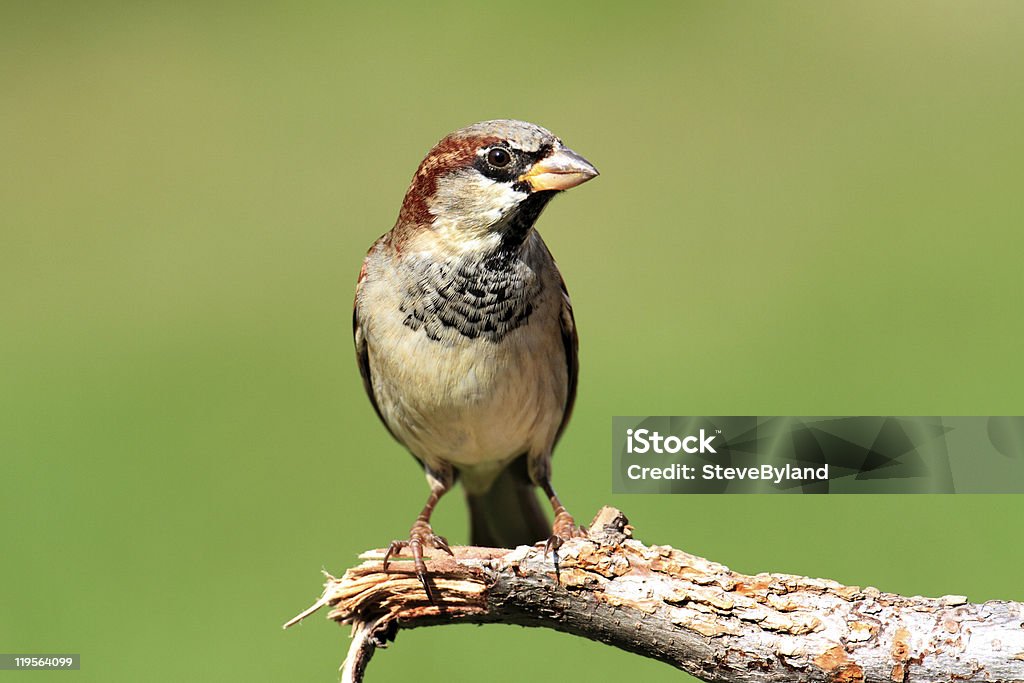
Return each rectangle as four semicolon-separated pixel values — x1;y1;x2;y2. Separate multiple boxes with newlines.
428;170;528;251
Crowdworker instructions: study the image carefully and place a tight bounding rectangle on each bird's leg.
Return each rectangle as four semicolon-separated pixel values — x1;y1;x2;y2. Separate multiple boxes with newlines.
382;468;454;603
528;455;585;557
539;479;587;557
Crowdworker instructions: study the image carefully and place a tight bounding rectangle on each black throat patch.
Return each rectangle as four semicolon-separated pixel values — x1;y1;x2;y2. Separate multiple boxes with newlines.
499;190;555;250
398;193;557;343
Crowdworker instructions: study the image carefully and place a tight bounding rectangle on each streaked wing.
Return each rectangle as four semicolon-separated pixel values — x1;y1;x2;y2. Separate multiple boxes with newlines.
554;272;579;446
353;276;400;443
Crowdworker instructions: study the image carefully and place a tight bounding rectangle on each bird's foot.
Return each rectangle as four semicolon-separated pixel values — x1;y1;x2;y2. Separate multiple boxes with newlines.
544;509;588;557
382;520;453;604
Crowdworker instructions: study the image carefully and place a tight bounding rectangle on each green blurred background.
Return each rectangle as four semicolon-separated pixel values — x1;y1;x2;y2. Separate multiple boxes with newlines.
3;2;1022;681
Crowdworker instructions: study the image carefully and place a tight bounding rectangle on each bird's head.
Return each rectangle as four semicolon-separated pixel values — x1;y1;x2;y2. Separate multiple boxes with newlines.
396;120;598;251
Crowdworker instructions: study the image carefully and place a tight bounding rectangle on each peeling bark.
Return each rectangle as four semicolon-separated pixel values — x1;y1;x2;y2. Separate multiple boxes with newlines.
285;507;1024;683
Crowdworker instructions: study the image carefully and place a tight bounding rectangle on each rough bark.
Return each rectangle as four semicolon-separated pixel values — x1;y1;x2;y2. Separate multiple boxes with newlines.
285;507;1024;683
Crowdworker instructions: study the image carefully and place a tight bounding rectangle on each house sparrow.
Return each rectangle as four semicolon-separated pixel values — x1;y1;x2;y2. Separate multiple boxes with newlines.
353;119;598;597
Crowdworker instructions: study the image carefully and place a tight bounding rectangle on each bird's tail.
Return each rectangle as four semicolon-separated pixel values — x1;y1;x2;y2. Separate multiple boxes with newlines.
465;454;549;548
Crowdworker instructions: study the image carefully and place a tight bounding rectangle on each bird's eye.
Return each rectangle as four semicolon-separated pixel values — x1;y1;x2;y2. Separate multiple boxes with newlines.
487;147;512;167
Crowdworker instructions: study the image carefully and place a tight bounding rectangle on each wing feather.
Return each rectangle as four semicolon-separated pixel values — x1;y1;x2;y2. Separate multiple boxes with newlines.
353;266;401;443
554;272;579;446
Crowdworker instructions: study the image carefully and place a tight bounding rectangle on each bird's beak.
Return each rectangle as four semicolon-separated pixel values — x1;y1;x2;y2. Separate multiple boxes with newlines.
520;146;599;192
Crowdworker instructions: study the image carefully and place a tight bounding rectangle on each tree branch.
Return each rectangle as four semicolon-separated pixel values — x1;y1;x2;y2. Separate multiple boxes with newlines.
285;507;1024;682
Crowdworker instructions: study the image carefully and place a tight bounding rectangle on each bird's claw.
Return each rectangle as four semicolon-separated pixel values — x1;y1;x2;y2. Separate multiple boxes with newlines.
431;534;454;556
381;521;453;604
544;510;587;558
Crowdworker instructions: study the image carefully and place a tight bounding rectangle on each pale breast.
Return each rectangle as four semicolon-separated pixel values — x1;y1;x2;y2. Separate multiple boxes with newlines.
357;234;568;482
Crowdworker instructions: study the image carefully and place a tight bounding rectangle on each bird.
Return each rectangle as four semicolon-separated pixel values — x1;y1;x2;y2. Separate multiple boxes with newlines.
352;119;598;597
